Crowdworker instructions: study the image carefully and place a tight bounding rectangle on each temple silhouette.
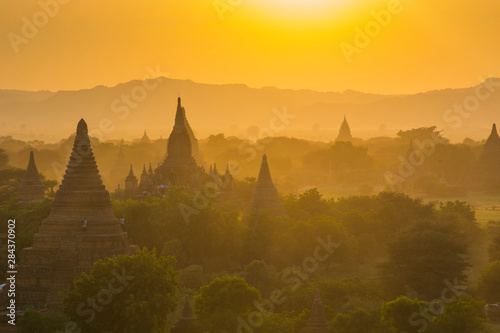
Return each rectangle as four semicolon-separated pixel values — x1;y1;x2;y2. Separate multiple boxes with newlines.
119;97;233;199
248;154;286;216
18;150;45;203
14;119;136;308
336;115;353;142
302;286;330;333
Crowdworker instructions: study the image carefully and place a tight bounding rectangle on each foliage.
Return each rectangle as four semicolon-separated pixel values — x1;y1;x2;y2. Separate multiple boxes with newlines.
477;261;500;303
429;296;486;333
243;260;273;297
194;276;261;333
397;126;447;143
379;220;470;300
63;248;179;333
18;308;67;333
0;167;25;203
331;307;395;333
382;296;428;333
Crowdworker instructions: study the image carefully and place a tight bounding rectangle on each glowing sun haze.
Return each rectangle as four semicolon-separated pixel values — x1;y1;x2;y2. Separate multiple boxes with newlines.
0;0;498;94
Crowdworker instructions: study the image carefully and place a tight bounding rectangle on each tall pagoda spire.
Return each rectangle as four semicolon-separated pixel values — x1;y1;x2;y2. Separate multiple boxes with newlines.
301;286;330;333
18;150;45;202
249;154;286;216
166;97;193;160
336;115;353;142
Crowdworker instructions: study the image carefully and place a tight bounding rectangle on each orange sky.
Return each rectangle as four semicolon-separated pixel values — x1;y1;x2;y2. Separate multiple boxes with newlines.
0;0;498;94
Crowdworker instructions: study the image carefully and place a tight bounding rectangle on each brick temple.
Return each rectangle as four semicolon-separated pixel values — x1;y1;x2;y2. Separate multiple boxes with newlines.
249;154;286;216
302;287;330;333
14;119;136;309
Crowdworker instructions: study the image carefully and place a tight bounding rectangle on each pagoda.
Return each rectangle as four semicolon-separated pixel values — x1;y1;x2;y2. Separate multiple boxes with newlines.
477;123;500;186
301;286;330;333
248;154;286;216
171;294;196;333
155;97;205;188
15;119;135;308
124;165;139;197
140;130;150;143
336;115;353;142
18;150;45;202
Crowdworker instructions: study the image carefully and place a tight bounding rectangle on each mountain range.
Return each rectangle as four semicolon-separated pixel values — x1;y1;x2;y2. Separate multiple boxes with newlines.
0;77;498;143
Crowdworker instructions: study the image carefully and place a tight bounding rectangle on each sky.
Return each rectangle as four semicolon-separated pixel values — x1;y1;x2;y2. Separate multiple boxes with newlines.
0;0;499;94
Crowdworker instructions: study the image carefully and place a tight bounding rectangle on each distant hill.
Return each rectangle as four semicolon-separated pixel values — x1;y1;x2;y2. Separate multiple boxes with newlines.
0;77;499;142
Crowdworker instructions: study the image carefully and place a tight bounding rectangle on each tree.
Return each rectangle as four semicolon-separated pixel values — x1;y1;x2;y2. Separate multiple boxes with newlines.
43;179;58;197
429;296;486;333
194;276;261;332
382;296;428;333
63;248;179;333
397;126;448;143
379;221;470;300
18;308;67;333
243;260;272;297
331;307;394;333
477;261;500;303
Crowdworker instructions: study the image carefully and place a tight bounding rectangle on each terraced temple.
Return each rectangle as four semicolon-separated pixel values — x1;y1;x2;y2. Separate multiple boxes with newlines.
15;119;136;309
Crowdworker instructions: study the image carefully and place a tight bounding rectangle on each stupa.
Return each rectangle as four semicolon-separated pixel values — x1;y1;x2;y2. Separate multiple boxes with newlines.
18;150;45;202
15;119;135;308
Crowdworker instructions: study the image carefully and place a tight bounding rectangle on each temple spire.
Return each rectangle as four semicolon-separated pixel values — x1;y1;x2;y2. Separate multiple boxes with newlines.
166;97;193;160
479;123;500;167
171;294;196;332
18;150;45;202
175;97;186;127
141;130;150;143
336;115;353;142
249;154;286;216
256;154;273;186
301;286;330;333
127;165;135;177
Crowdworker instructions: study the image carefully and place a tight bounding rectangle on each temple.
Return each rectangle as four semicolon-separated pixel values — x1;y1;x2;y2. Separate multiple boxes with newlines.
336;115;353;142
18;150;45;203
171;294;196;333
14;119;136;309
155;97;206;187
477;123;500;187
248;154;286;216
301;286;330;333
119;97;233;198
141;130;151;143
